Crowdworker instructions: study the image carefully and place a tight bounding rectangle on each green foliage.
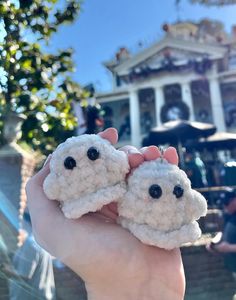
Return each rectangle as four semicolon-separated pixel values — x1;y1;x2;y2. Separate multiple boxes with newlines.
0;0;87;155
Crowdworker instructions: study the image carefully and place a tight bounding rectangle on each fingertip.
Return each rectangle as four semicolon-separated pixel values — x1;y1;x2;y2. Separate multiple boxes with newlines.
141;146;161;161
31;160;51;186
119;145;147;168
128;151;144;168
43;154;52;167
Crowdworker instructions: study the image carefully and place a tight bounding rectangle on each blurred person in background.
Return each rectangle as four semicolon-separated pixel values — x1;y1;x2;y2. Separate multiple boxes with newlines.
207;188;236;278
185;152;208;188
9;212;56;300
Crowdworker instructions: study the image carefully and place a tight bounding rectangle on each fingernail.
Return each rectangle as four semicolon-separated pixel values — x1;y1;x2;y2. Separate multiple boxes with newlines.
43;154;52;167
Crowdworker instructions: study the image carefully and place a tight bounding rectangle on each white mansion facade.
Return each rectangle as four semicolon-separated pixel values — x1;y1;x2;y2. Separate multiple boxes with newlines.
96;20;236;147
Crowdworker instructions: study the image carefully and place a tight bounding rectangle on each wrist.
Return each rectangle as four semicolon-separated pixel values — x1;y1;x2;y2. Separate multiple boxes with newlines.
86;275;159;300
87;285;156;300
83;248;185;300
88;290;141;300
86;274;184;300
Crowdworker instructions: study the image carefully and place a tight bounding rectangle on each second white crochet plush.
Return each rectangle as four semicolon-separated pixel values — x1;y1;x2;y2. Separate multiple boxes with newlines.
118;148;207;250
43;128;129;219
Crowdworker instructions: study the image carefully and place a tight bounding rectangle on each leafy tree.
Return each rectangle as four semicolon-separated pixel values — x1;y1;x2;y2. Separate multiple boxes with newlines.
0;0;88;154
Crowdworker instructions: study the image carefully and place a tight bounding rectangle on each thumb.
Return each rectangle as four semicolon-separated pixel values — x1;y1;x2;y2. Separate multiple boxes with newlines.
31;154;52;187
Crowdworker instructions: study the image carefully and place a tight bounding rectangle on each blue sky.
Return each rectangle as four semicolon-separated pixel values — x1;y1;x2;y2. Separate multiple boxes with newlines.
48;0;236;92
5;0;236;92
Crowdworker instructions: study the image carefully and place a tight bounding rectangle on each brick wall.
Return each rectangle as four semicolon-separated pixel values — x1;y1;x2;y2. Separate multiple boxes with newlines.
182;235;236;300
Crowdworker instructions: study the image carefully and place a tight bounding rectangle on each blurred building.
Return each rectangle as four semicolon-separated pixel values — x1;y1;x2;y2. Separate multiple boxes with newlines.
97;19;236;147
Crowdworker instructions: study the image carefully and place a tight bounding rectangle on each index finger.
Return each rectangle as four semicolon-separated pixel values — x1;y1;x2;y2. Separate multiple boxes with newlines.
140;146;161;161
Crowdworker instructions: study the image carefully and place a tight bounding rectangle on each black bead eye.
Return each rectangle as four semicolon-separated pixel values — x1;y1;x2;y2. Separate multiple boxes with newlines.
173;185;184;198
87;147;100;161
64;156;76;170
149;184;162;199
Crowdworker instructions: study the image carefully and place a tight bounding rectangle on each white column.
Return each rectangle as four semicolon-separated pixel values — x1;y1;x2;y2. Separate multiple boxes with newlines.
209;77;226;131
181;81;194;121
154;86;165;126
129;89;141;147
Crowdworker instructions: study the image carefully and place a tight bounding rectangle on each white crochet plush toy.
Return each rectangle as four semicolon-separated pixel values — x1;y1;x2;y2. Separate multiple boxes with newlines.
43;128;129;219
118;147;207;250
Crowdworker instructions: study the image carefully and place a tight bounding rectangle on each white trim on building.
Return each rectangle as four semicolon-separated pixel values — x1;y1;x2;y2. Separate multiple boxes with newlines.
97;21;236;147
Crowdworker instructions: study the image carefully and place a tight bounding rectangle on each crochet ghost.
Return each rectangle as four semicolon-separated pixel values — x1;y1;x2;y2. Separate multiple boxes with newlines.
43;128;129;219
118;147;207;250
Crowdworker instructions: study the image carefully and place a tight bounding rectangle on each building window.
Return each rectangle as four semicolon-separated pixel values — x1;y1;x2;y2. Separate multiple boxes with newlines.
221;83;236;130
101;99;131;141
228;55;236;71
191;80;213;123
138;88;156;134
164;84;182;104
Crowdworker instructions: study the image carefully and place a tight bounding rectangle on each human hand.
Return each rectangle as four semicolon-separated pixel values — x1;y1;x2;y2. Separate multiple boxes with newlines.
214;241;236;253
225;198;236;214
26;131;185;300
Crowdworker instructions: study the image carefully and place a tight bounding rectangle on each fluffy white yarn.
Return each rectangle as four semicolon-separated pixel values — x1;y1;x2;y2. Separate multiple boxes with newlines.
118;158;207;250
43;134;129;219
